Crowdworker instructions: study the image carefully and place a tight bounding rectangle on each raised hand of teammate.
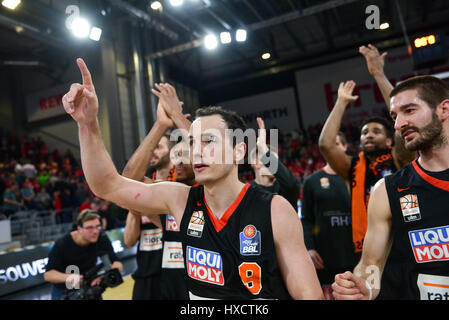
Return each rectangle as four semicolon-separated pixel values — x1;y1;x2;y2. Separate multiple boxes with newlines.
337;80;359;106
332;271;371;300
359;44;388;77
152;83;185;116
62;58;99;125
256;117;269;156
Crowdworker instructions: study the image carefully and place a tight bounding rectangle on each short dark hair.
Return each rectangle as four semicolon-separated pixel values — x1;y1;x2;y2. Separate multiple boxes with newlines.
195;106;247;132
77;209;101;227
390;75;449;109
360;116;394;139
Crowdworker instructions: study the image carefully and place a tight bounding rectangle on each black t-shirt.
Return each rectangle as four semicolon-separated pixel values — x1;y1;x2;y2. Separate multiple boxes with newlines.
301;169;358;284
45;232;120;290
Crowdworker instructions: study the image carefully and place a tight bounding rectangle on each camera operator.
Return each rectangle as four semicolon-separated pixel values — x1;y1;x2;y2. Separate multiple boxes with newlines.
44;209;123;300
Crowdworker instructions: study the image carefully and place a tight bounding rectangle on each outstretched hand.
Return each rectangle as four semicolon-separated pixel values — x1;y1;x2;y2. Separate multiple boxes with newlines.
62;58;99;125
359;44;388;77
152;83;184;116
337;80;359;105
256;117;269;156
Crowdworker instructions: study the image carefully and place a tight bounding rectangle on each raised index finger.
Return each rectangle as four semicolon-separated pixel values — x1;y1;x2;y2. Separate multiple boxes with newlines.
76;58;95;91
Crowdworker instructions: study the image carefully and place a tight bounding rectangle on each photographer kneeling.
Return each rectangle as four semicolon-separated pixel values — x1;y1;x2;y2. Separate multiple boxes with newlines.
44;210;123;300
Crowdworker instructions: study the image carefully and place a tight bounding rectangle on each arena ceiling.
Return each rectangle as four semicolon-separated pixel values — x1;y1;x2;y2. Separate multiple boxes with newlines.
1;0;449;88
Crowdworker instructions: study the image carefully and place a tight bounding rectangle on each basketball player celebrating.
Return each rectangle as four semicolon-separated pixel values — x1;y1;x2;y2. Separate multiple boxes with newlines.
62;58;323;300
123;86;182;300
332;75;449;300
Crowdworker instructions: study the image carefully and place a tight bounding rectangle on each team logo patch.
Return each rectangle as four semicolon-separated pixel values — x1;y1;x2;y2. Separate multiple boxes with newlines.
409;225;449;263
187;211;205;238
320;177;330;189
186;246;224;286
400;194;421;222
239;225;261;256
165;214;179;231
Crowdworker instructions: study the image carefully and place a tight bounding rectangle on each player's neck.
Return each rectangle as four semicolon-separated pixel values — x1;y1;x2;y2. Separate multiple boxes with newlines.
322;164;336;175
254;170;275;186
71;230;90;247
203;172;246;220
417;143;449;172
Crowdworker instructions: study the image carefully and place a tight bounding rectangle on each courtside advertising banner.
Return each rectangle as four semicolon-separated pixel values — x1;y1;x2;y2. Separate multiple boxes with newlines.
0;228;136;297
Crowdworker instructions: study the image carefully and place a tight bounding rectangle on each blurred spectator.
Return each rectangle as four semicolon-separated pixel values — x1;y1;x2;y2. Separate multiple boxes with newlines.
23;160;37;179
35;187;52;211
2;182;23;217
20;180;36;210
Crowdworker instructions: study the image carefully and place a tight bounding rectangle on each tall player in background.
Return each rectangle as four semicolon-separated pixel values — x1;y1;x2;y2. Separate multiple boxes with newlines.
62;58;323;300
332;75;449;300
123;83;192;299
302;132;358;299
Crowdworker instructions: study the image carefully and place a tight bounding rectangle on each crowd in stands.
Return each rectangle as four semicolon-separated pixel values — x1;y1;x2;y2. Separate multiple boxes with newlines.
0;129;128;230
1;121;362;237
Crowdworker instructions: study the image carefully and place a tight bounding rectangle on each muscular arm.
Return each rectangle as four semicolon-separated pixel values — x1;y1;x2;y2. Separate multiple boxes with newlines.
359;44;393;108
332;179;393;300
318;82;357;181
353;179;393;298
63;59;189;226
271;195;324;299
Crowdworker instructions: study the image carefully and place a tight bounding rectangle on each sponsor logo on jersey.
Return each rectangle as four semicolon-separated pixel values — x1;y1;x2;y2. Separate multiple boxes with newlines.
417;273;449;300
320;177;330;189
239;225;261;256
187;211;205;238
186;246;224;286
166;214;180;232
139;228;163;251
409;225;449;263
400;194;421;222
162;241;184;269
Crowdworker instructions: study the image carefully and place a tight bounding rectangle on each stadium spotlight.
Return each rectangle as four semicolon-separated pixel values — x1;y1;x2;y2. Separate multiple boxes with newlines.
89;27;102;41
261;52;271;60
236;29;247;42
204;34;218;50
220;32;231;44
2;0;21;10
379;22;389;30
151;1;162;10
71;17;90;38
169;0;183;7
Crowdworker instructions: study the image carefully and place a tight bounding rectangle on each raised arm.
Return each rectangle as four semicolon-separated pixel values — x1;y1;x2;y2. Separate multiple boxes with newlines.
318;81;358;181
359;45;417;168
359;44;394;108
62;58;189;225
271;195;324;299
332;179;393;300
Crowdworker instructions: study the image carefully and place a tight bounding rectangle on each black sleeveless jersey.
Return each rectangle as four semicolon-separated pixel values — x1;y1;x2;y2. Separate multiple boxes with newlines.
385;160;449;300
179;184;292;300
160;214;189;299
132;216;163;278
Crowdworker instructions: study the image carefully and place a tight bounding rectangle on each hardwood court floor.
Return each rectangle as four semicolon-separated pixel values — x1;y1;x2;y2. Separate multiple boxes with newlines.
102;275;134;300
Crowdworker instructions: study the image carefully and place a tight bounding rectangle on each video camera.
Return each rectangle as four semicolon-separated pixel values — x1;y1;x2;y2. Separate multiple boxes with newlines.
62;255;123;300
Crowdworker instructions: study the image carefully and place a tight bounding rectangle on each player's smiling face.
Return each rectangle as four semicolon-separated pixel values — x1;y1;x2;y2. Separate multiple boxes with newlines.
188;115;236;184
391;89;445;152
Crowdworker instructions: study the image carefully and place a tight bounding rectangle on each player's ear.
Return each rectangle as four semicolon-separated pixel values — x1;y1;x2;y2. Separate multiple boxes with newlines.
234;141;246;164
386;137;393;148
437;99;449;121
